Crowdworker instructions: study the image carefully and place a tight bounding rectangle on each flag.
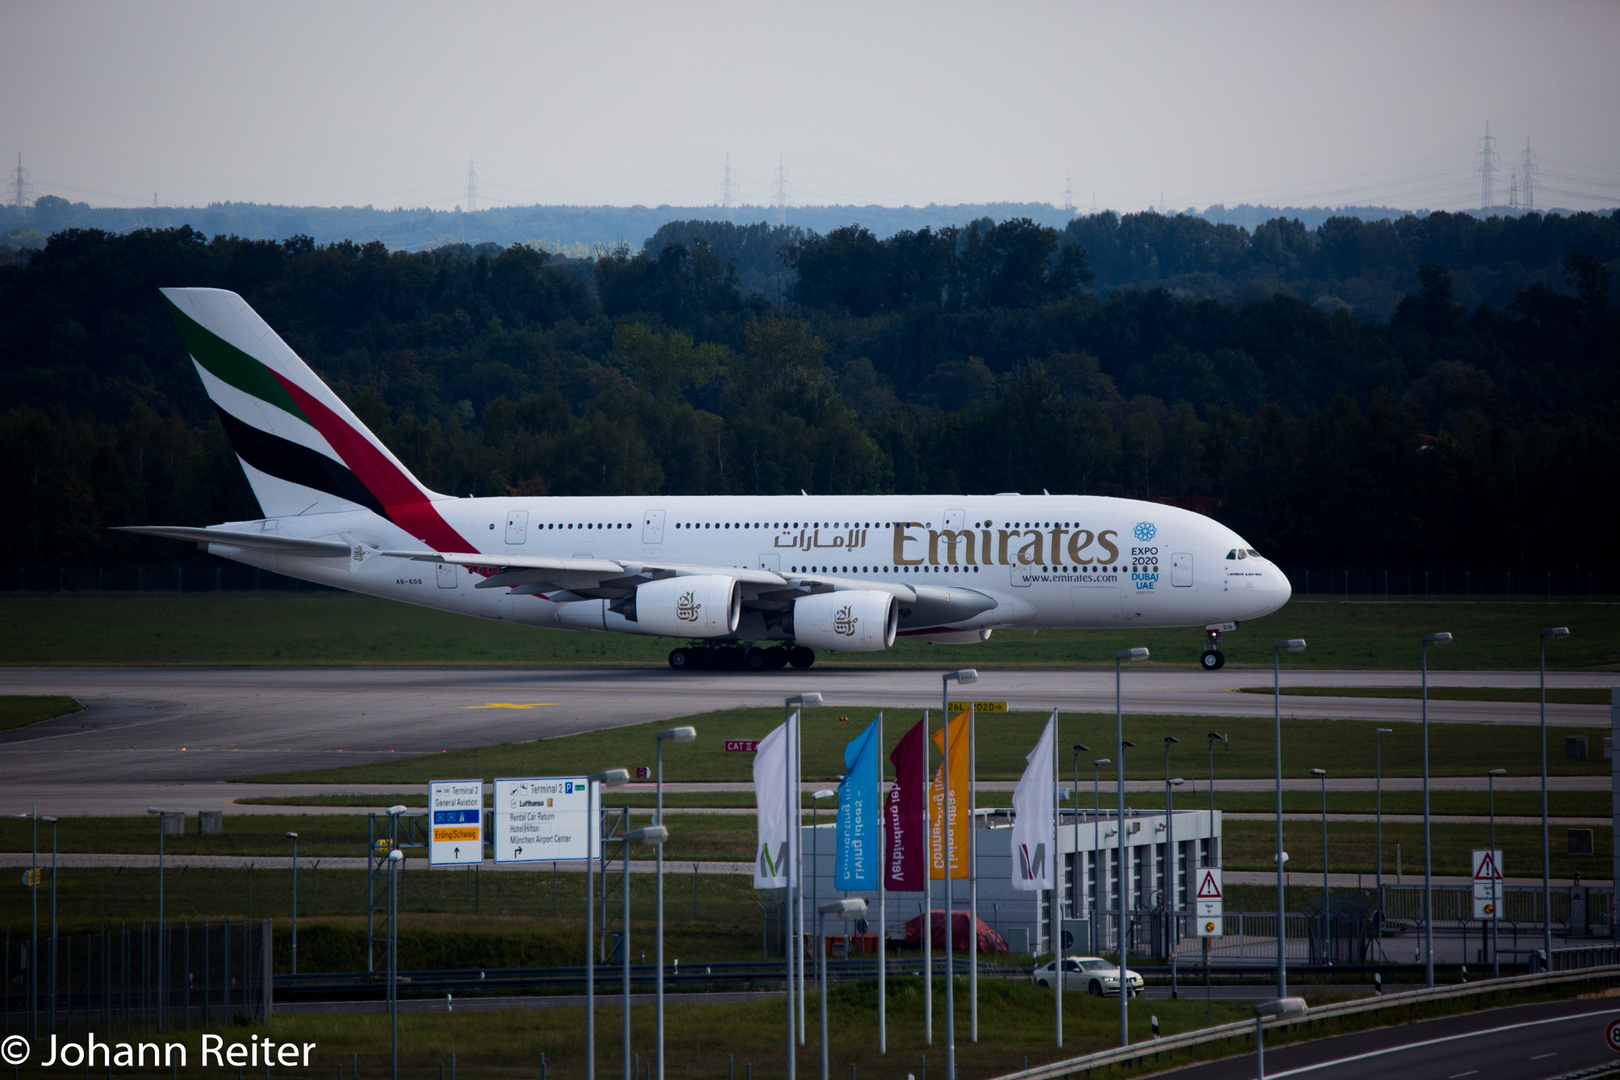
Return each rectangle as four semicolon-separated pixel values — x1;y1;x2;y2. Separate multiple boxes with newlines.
837;716;883;890
884;717;927;891
753;713;799;888
929;711;971;879
1010;713;1056;891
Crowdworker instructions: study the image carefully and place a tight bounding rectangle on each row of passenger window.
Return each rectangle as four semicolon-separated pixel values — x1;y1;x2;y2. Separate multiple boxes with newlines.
785;564;1123;575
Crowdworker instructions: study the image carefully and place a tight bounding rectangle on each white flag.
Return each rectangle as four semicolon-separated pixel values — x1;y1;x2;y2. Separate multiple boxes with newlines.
753;712;800;888
1010;713;1056;891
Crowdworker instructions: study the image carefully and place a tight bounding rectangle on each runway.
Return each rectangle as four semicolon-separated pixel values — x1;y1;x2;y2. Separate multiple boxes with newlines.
0;666;1611;814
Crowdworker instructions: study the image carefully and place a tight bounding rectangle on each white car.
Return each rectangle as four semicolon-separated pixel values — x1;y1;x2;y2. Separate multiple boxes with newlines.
1033;956;1144;997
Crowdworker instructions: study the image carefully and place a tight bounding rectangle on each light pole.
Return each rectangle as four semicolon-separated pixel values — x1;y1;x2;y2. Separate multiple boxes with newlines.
1092;757;1110;953
1311;769;1328;964
586;768;631;1080
1070;743;1088;920
286;832;300;976
1420;631;1452;987
1253;997;1308;1079
817;898;868;1080
624;825;669;1080
1374;728;1392;914
1161;736;1183;999
146;806;173;1029
783;692;822;1080
1539;627;1569;970
1488;768;1506;978
940;668;977;1080
1205;733;1226;866
387;846;402;1079
11;810;39;1038
654;726;696;1080
1271;639;1305;999
1115;647;1148;1047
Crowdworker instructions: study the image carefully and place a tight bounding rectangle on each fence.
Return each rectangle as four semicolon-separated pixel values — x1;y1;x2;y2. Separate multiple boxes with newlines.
1;919;273;1038
1278;565;1612;598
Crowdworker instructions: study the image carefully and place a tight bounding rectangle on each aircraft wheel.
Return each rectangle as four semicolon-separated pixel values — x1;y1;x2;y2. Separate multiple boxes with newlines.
719;646;747;671
1200;649;1225;671
692;647;716;670
668;648;692;671
788;646;816;669
767;647;791;669
745;647;770;672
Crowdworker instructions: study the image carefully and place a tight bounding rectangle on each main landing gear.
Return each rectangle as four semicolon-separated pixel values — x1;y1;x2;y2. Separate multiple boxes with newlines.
668;644;815;672
1200;625;1228;671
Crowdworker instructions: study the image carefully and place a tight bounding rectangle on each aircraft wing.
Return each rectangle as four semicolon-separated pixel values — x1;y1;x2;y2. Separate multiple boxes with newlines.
114;525;352;558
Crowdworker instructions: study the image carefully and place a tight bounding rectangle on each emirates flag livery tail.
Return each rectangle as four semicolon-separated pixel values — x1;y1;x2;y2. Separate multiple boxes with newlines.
124;288;1292;669
161;288;470;553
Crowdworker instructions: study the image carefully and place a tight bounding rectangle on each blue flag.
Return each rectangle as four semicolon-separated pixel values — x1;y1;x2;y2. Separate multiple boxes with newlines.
836;715;883;890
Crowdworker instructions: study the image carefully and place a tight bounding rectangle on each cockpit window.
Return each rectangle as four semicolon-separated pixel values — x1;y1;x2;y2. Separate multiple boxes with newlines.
1246;549;1262;558
1226;550;1237;560
1237;549;1248;559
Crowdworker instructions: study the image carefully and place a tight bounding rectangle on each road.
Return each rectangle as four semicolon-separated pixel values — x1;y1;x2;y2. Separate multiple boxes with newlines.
0;666;1611;815
1148;997;1620;1079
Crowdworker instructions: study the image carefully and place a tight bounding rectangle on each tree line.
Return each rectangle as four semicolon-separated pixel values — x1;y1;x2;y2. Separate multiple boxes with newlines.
0;216;1615;580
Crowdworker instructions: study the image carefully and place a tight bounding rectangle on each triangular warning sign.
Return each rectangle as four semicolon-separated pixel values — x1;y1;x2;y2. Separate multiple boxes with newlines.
1474;852;1502;881
1196;870;1222;899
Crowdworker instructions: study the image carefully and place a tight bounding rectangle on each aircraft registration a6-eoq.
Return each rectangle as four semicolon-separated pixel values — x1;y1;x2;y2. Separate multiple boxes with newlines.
123;289;1292;671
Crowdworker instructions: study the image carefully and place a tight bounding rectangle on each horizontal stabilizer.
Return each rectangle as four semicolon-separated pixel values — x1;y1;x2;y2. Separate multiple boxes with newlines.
114;526;351;558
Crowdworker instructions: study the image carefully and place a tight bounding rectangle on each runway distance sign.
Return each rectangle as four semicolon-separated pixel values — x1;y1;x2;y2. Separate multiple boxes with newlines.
948;702;1006;713
494;777;596;863
429;779;484;866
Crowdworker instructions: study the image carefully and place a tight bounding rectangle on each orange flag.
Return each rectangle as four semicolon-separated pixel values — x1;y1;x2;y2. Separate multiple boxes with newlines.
929;710;971;879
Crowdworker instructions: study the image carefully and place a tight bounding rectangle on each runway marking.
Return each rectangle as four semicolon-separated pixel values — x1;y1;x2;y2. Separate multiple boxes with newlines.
460;703;557;709
1529;1052;1557;1060
1448;1071;1479;1078
1264;1007;1618;1077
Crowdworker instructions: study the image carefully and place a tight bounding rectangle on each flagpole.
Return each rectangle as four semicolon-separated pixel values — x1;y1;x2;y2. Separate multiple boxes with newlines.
878;711;887;1055
796;709;806;1044
1053;707;1063;1048
923;708;932;1047
784;706;797;1080
969;701;979;1044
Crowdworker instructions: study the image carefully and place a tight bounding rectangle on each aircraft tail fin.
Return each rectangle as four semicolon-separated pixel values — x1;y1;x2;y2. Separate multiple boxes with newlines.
162;287;437;520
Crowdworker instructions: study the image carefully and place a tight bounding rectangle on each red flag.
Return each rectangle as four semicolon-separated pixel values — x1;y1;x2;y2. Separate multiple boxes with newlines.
885;717;927;892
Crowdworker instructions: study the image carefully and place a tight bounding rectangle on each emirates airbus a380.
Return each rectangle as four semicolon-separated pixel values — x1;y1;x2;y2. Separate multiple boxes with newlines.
122;289;1292;671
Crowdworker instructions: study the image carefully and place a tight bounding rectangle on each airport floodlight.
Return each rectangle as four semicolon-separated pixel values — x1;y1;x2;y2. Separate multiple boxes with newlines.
1311;768;1326;777
284;831;298;839
1121;740;1136;750
1489;768;1507;776
1541;626;1570;639
1073;743;1090;754
944;668;979;686
388;849;402;863
1273;639;1306;653
1376;727;1393;734
658;726;697;743
1117;648;1149;661
386;804;407;815
591;768;631;787
787;693;822;708
1094;758;1111;767
1208;732;1227;744
1169;778;1185;786
813;789;836;801
628;826;669;846
819;898;868;919
1422;632;1453;645
146;807;162;815
1164;736;1180;746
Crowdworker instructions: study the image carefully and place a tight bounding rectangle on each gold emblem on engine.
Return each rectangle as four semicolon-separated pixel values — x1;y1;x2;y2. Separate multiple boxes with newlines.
676;591;701;622
833;605;858;636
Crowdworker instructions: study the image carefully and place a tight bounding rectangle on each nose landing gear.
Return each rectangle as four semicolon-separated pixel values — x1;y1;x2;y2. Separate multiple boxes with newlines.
1201;622;1234;670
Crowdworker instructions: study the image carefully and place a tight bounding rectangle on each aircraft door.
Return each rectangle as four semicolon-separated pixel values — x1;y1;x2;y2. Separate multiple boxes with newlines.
436;562;459;589
758;553;780;572
943;508;965;530
505;510;529;545
1171;552;1193;587
642;509;666;545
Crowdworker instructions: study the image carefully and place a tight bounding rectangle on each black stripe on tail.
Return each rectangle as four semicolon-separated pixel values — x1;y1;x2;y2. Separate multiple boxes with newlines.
215;406;387;517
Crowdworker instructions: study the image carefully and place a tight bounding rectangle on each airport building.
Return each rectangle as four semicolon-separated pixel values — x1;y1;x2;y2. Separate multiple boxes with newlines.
800;806;1221;956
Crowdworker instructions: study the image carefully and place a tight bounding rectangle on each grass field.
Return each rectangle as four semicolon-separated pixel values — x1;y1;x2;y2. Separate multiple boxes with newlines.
1237;685;1613;704
1221;818;1610;880
243;707;1614;785
0;693;81;731
2;593;1618;669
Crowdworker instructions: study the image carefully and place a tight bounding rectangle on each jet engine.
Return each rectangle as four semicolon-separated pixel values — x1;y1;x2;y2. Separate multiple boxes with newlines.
792;590;897;652
634;575;741;638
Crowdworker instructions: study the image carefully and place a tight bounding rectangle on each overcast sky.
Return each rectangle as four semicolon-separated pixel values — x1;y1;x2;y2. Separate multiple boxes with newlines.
4;1;1617;213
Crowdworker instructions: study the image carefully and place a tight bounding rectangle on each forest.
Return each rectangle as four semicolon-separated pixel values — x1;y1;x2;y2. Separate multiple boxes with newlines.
0;209;1616;582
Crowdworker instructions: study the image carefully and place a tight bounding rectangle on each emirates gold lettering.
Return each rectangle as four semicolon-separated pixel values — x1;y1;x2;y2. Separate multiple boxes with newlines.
937;529;975;565
833;605;858;636
1017;531;1044;565
676;591;700;621
890;520;1122;568
893;522;926;566
1097;530;1120;564
1067;529;1095;563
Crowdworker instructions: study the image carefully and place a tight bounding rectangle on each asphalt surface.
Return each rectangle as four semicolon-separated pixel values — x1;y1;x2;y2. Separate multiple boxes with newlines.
1148;996;1620;1079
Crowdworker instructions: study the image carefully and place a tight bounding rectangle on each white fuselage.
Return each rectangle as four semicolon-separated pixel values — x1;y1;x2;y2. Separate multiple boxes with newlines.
205;492;1291;646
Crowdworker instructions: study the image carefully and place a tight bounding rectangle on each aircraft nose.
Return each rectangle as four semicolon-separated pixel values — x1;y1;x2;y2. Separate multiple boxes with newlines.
1272;566;1293;608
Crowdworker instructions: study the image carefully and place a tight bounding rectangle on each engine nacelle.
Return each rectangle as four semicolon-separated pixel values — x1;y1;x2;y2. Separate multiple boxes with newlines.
635;575;741;638
793;590;898;652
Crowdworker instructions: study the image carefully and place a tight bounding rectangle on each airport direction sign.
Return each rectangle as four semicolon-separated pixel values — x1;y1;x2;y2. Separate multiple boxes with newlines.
494;777;596;863
1195;867;1223;936
948;701;1006;713
429;779;484;866
1472;848;1503;919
